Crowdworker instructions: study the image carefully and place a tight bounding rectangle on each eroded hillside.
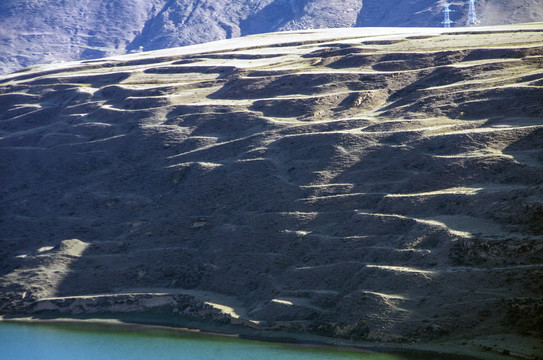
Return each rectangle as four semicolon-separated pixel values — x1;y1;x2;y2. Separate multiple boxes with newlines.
1;25;542;350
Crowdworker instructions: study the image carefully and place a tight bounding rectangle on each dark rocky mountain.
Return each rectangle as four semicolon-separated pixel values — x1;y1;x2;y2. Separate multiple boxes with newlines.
1;24;542;356
1;0;543;74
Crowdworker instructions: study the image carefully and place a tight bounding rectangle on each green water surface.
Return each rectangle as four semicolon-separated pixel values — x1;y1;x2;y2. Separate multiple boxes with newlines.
0;321;453;360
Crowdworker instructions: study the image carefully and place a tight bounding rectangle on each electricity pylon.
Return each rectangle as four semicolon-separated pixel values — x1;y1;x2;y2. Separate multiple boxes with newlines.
467;0;478;25
442;3;454;28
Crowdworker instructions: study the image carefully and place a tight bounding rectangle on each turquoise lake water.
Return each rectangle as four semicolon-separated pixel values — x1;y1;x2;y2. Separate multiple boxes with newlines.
0;322;451;360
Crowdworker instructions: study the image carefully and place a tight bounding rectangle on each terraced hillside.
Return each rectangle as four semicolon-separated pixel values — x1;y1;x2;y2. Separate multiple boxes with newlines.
1;25;542;350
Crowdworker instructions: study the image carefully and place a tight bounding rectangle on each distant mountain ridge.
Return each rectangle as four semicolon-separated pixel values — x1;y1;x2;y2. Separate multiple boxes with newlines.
1;0;543;74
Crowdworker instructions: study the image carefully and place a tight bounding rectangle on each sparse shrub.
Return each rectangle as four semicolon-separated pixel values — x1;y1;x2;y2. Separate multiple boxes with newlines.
311;319;370;340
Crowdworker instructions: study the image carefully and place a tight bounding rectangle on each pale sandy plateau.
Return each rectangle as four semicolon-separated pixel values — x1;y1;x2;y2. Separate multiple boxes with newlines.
0;24;542;359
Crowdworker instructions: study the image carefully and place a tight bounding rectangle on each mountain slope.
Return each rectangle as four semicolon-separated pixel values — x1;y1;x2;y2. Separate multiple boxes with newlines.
0;0;165;73
1;0;543;74
1;25;542;353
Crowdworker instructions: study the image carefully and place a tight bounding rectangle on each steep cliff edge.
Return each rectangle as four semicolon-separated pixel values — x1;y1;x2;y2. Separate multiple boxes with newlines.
1;25;542;357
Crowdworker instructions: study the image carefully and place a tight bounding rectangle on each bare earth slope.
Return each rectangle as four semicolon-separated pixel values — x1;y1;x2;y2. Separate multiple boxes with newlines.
1;25;542;354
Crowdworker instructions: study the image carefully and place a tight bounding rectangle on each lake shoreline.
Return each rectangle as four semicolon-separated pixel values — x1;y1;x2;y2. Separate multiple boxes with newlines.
1;315;530;360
